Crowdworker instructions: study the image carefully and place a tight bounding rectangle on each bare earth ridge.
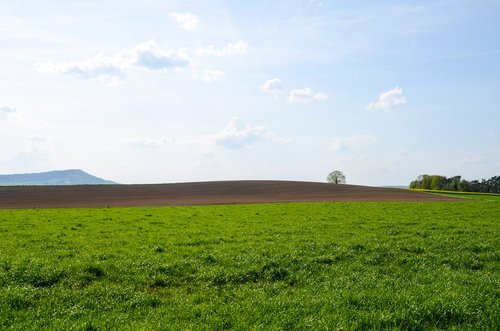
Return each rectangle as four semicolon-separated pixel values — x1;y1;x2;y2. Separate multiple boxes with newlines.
0;180;459;209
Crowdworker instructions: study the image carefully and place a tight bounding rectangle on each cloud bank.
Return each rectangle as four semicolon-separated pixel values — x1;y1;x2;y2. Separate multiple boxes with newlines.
367;87;406;110
259;78;284;97
260;78;327;103
214;118;288;149
39;41;191;85
288;88;327;103
0;105;16;119
197;41;249;56
169;12;199;31
201;69;225;82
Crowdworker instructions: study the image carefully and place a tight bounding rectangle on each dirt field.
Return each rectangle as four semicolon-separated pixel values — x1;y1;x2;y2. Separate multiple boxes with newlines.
0;180;460;209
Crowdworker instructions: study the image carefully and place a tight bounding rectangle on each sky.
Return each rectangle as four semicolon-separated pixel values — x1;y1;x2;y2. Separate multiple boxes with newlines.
1;0;499;186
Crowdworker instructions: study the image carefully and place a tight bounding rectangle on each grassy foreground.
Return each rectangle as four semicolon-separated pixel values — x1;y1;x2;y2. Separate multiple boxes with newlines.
0;202;499;330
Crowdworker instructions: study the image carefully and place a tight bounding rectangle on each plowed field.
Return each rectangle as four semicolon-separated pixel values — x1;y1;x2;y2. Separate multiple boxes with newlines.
0;181;457;209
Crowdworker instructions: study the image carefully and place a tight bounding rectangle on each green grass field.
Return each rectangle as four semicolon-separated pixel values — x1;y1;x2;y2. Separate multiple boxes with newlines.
411;189;500;202
0;201;499;330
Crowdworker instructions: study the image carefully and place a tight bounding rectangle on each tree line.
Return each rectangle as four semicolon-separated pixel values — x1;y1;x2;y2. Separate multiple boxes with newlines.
410;175;500;193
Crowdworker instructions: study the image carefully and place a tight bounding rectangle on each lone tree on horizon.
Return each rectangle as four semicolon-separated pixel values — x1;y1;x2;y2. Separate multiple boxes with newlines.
327;170;346;184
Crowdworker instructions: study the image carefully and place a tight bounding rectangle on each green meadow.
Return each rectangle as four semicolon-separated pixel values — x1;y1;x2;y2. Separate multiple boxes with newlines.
0;201;499;330
414;189;500;203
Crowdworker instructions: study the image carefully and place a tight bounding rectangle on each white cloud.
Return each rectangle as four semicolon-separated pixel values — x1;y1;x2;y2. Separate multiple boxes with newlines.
288;88;327;103
201;69;225;82
0;105;16;119
129;41;190;71
327;134;377;152
197;41;249;56
39;41;191;85
367;87;406;110
259;78;284;97
39;53;125;86
169;12;199;31
214;117;289;149
259;79;327;103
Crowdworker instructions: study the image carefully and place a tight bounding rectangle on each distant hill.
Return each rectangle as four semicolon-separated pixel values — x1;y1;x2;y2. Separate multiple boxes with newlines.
0;169;117;186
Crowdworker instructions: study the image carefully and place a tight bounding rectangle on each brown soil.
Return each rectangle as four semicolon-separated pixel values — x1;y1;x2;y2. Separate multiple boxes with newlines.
0;180;458;209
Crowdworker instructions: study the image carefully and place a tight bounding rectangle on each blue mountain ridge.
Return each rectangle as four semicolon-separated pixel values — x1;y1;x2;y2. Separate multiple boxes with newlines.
0;169;117;186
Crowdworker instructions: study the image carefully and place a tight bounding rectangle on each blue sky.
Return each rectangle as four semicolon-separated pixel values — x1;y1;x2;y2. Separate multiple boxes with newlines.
1;0;499;185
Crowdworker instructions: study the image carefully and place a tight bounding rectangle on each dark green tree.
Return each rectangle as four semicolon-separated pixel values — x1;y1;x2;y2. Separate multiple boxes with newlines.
410;174;499;193
421;175;432;190
430;175;446;190
327;170;346;184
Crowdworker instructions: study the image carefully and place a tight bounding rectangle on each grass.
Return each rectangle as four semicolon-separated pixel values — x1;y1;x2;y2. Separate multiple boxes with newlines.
411;189;500;202
0;201;499;330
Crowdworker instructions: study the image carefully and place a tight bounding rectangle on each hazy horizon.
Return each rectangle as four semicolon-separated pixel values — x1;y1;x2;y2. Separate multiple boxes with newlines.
1;1;499;186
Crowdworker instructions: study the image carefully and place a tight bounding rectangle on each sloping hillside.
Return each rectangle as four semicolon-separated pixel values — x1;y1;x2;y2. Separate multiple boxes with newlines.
0;180;458;209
